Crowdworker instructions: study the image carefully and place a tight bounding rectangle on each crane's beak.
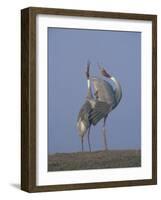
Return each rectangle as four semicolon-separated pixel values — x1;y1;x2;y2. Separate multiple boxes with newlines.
98;63;111;78
103;68;111;78
86;61;90;79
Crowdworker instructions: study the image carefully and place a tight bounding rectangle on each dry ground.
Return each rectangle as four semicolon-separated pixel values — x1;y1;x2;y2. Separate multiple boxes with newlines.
48;150;141;171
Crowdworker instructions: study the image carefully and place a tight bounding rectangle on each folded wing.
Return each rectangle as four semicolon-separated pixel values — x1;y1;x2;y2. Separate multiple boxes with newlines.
89;101;111;125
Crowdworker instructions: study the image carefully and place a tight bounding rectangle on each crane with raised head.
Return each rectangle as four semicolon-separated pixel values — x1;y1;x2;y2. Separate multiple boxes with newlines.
90;64;122;150
77;61;95;152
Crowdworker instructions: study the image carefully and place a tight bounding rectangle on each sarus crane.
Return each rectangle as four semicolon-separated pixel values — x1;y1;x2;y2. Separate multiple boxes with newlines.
90;65;122;150
77;63;122;151
77;62;95;152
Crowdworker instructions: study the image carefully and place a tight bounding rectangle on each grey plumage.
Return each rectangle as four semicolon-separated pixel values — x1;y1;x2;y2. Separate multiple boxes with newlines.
92;77;116;106
89;101;110;125
77;100;92;136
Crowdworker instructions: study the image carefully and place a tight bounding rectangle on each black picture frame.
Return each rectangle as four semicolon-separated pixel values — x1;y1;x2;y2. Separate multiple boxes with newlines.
21;7;157;192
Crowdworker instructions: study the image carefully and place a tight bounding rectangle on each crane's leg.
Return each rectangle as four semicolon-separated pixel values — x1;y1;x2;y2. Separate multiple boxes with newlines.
102;117;108;151
81;136;84;152
87;126;91;152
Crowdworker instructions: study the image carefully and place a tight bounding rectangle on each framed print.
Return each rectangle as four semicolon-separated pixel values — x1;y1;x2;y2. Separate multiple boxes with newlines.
21;7;157;192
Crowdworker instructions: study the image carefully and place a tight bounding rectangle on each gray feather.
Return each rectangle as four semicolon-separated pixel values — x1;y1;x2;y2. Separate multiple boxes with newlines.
89;101;110;125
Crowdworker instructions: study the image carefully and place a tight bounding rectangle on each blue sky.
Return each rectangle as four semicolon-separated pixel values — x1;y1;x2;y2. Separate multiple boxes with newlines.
48;28;141;154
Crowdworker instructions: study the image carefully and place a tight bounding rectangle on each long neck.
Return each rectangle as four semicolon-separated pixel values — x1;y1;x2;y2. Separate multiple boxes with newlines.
87;79;93;98
110;76;122;107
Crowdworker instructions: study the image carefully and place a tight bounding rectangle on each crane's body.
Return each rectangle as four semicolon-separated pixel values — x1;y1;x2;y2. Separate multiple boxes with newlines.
92;77;116;107
77;100;92;137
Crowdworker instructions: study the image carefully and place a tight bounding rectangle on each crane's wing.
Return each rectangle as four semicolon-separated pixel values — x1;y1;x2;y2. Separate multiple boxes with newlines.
89;101;111;126
91;77;116;106
77;100;92;127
